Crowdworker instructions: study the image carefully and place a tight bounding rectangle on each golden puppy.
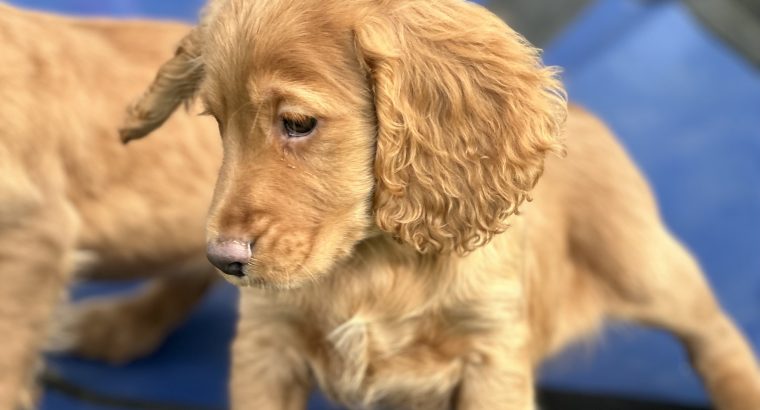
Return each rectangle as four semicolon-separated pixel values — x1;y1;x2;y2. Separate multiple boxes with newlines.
0;5;220;408
122;0;760;409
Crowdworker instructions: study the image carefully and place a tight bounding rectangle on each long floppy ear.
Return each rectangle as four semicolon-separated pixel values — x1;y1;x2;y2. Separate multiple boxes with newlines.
119;28;204;143
355;0;567;254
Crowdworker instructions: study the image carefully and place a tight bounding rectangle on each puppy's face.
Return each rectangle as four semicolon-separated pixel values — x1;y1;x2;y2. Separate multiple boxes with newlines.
201;1;376;288
123;0;566;289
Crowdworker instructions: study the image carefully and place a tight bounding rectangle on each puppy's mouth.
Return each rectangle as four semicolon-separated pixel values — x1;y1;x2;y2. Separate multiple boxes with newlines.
216;267;313;290
218;270;267;288
206;237;326;290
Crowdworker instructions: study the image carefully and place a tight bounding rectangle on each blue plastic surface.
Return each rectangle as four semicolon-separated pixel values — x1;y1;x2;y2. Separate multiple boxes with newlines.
7;0;205;22
5;0;757;408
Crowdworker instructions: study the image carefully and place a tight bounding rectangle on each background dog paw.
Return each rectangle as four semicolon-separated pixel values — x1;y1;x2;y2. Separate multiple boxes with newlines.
44;296;169;365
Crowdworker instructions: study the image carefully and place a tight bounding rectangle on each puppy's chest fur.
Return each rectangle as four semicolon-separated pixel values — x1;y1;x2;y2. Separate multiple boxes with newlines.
252;236;527;409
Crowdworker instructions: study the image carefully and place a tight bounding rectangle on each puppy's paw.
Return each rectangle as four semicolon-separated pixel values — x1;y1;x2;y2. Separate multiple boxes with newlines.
44;297;167;364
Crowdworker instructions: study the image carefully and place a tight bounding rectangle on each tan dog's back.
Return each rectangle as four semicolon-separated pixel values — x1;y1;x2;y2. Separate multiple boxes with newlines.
0;5;220;407
1;5;220;274
522;106;658;357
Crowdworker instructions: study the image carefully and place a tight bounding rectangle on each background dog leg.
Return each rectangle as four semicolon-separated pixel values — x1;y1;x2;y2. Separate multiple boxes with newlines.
46;268;217;364
230;295;312;410
0;206;74;410
609;230;760;410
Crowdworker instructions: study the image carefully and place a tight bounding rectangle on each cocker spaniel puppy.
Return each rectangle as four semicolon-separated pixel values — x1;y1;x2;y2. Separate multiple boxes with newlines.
122;0;760;409
0;5;220;408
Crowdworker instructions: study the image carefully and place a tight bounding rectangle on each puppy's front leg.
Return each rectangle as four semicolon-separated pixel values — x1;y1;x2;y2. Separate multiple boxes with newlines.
230;292;312;410
455;332;535;410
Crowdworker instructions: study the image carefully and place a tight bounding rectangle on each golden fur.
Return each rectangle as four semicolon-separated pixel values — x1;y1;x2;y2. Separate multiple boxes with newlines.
123;0;760;409
0;5;221;408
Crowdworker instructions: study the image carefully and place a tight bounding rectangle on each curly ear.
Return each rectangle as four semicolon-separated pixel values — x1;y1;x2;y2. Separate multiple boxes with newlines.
355;0;567;254
119;28;204;143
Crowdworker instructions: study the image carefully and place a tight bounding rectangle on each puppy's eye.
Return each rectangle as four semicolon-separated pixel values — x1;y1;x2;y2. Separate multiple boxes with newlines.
282;115;317;138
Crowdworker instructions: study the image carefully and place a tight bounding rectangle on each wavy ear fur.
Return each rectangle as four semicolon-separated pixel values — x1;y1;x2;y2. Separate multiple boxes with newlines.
119;28;204;143
355;0;567;254
118;0;234;143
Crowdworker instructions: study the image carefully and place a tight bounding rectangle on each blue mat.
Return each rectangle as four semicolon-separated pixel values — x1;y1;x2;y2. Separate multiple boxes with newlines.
7;0;757;408
8;0;206;22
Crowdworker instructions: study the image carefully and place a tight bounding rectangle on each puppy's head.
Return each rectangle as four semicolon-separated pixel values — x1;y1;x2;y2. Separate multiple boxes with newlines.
122;0;566;288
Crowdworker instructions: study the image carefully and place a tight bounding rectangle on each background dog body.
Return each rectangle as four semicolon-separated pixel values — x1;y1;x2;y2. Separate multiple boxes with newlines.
0;5;220;408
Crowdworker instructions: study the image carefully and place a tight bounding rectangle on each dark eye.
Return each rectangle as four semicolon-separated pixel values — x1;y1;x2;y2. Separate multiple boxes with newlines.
282;115;317;138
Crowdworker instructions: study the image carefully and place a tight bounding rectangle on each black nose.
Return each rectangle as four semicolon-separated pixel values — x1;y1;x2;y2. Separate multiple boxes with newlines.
206;240;251;277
